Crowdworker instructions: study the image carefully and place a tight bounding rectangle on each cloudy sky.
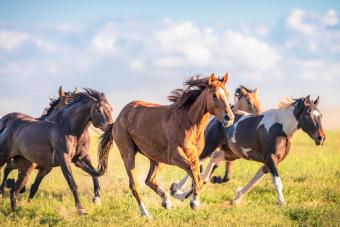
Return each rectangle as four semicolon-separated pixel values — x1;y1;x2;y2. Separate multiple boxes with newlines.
0;0;339;117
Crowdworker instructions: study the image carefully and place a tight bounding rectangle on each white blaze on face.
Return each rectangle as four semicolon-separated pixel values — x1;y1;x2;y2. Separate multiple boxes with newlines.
218;87;228;105
312;110;321;118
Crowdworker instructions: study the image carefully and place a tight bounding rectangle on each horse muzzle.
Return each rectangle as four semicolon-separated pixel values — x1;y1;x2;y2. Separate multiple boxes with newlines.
222;112;234;128
315;135;326;146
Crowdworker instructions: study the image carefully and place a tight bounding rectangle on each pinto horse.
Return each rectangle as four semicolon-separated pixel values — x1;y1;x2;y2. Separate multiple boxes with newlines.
97;73;234;218
170;85;261;193
0;89;113;214
180;96;325;205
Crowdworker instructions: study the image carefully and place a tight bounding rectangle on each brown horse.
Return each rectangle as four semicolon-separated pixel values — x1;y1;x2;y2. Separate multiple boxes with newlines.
0;86;76;196
97;73;234;218
171;85;262;192
0;89;113;214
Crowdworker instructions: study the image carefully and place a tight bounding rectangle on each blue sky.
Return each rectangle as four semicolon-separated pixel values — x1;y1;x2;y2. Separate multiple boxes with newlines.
1;1;339;116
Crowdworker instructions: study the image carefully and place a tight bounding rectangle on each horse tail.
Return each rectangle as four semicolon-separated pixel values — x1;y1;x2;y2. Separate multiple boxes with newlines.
96;123;114;176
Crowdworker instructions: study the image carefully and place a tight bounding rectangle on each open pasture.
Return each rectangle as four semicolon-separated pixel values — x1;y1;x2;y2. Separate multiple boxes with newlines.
0;130;339;226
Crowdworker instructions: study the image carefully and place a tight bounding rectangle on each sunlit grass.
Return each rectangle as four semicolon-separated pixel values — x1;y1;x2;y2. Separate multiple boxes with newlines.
0;130;339;226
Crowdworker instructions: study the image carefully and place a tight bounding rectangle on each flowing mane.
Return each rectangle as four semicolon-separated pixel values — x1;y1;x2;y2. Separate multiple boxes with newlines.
277;97;296;109
64;88;104;107
39;96;62;119
168;75;211;108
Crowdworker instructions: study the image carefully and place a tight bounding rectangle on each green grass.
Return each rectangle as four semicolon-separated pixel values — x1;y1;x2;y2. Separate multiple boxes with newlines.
1;130;340;226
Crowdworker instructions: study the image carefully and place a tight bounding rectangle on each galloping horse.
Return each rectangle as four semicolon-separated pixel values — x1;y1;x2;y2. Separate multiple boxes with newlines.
0;89;113;214
170;86;261;193
97;73;234;218
0;87;105;206
0;86;76;196
178;96;325;205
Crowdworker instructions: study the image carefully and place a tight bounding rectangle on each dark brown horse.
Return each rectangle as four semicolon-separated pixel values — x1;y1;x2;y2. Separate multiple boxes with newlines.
171;85;262;192
0;89;113;214
97;73;234;218
0;86;76;196
0;88;104;206
178;96;325;205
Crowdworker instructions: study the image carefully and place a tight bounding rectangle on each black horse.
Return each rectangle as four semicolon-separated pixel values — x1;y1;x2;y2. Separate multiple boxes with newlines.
0;88;113;214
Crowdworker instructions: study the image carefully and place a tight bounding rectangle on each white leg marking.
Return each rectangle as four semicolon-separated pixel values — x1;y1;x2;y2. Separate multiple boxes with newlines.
271;176;286;205
231;166;265;205
202;151;224;182
139;203;150;217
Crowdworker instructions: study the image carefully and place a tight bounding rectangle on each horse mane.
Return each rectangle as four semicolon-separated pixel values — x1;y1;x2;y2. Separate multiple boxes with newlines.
39;96;64;119
168;75;210;108
64;88;104;107
277;97;297;109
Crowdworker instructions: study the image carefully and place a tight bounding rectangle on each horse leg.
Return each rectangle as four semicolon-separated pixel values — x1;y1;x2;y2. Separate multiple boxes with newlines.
201;150;224;183
231;165;267;205
28;167;52;201
171;151;203;210
74;155;101;205
145;160;171;209
0;160;16;195
170;174;190;193
211;160;232;184
58;154;86;215
10;163;36;211
266;155;285;205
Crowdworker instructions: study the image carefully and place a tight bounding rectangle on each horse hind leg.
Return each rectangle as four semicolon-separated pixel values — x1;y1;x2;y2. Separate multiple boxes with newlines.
0;160;16;196
231;165;267;205
28;167;52;201
10;163;36;211
145;160;171;210
115;131;150;218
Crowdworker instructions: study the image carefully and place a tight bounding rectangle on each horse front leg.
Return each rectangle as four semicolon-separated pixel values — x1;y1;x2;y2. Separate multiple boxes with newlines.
58;152;86;215
74;154;101;205
266;154;286;206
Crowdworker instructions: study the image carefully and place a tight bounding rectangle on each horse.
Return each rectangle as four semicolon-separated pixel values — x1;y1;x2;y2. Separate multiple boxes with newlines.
0;88;105;206
170;85;261;193
0;86;76;196
96;73;234;218
0;88;113;214
179;96;326;206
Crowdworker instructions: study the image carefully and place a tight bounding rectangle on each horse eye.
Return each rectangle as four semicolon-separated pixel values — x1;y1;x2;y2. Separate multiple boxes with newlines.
212;93;217;98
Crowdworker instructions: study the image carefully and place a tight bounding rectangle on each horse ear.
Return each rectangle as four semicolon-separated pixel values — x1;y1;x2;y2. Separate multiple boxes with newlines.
304;95;311;106
208;73;217;86
73;87;78;94
222;73;228;84
314;96;320;106
59;86;65;97
254;86;259;94
240;87;248;95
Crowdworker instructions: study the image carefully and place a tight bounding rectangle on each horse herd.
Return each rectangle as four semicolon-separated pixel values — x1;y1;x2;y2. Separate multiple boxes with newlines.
0;73;326;218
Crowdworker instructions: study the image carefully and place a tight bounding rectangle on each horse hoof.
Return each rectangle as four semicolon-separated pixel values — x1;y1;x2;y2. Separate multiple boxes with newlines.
230;187;243;205
92;196;102;205
170;183;180;194
190;199;200;210
230;198;241;206
161;199;172;210
278;200;287;206
77;208;88;215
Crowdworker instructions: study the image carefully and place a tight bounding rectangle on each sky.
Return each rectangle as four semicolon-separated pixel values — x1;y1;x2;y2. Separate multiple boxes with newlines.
1;0;340;117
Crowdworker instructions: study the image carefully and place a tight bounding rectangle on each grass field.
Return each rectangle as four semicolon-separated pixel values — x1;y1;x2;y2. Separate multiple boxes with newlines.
0;130;339;226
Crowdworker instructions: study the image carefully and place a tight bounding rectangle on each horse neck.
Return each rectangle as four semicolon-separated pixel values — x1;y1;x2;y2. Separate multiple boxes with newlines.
61;101;92;136
275;105;299;136
187;89;211;131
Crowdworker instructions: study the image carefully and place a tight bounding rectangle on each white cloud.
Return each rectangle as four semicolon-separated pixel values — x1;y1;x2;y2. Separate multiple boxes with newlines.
91;23;117;54
130;60;145;71
286;9;340;54
0;30;29;50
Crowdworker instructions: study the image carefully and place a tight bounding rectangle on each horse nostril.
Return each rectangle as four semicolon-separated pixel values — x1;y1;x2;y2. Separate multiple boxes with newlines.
317;136;322;141
223;115;230;122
